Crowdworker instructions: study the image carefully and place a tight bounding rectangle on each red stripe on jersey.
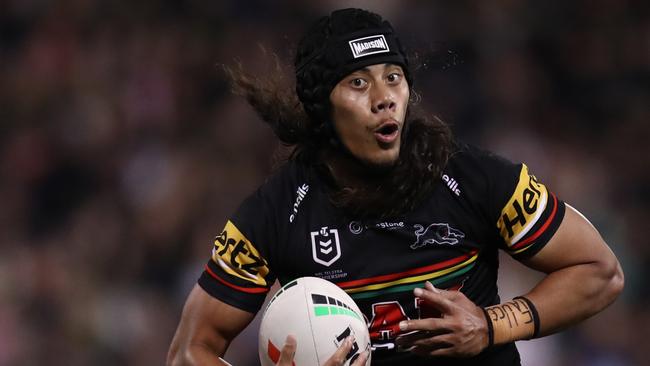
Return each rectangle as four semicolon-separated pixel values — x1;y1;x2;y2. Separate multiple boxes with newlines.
204;264;269;294
511;193;559;250
336;250;478;289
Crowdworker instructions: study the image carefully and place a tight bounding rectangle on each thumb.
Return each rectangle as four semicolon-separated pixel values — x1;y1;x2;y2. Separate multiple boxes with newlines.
277;335;297;366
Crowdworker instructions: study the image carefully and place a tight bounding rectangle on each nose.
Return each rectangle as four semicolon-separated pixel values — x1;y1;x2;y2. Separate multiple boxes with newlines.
370;84;396;114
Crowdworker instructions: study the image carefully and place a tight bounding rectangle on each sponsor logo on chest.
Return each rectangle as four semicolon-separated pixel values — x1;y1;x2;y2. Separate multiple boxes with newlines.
376;221;404;230
442;174;461;196
289;183;309;223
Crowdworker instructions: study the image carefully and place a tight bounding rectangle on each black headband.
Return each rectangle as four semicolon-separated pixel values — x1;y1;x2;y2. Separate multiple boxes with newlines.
296;27;410;90
294;9;412;127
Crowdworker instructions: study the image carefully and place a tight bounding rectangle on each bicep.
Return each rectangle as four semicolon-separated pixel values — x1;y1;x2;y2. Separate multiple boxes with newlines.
514;204;624;335
522;204;618;274
169;284;256;363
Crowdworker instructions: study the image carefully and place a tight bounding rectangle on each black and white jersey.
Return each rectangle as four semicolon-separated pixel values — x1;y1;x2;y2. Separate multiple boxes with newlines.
198;144;565;365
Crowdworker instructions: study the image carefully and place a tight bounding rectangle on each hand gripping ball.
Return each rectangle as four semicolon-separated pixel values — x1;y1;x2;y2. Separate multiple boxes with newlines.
258;277;371;366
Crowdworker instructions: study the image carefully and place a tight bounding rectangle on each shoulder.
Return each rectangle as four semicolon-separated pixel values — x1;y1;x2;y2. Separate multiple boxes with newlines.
241;160;316;214
439;142;531;225
447;143;520;176
258;160;303;194
444;143;521;196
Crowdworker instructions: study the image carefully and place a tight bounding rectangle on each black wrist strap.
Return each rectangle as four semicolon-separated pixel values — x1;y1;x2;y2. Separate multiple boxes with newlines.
514;296;541;339
481;307;494;348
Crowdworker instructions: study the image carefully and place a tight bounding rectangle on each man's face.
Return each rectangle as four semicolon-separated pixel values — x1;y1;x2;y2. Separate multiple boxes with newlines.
329;63;410;167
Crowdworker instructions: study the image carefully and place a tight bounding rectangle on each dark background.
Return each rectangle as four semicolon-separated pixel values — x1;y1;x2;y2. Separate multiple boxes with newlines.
1;1;648;365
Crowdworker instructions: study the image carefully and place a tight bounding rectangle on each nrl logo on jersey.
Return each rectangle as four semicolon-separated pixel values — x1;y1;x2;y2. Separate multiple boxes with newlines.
310;226;341;267
411;223;465;250
349;35;390;58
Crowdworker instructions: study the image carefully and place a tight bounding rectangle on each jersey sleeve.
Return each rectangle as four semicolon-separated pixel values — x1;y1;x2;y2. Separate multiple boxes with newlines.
492;162;566;260
198;188;278;313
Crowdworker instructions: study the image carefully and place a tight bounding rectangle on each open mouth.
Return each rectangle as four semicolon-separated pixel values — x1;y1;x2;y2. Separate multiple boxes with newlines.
374;121;400;144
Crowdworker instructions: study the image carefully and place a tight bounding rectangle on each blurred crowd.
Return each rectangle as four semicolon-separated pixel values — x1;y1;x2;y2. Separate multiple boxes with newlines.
0;1;648;365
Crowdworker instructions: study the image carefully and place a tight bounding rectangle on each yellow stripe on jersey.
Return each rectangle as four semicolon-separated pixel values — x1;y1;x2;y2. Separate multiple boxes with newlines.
211;220;270;287
497;164;549;247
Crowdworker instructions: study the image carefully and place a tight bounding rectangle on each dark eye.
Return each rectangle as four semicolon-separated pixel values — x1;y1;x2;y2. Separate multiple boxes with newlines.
387;73;402;83
350;78;367;88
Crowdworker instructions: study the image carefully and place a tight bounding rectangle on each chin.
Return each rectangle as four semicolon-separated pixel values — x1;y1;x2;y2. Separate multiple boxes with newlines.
362;151;400;171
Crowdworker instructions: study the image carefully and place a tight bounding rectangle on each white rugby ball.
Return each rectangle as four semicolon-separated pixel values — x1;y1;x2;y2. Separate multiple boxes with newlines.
258;276;371;366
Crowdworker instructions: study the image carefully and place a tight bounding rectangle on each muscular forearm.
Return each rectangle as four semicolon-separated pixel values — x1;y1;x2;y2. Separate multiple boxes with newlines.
524;259;624;337
485;259;624;345
484;204;625;345
167;285;254;366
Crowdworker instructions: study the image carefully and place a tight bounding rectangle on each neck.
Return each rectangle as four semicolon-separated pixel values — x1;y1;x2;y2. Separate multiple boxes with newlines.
321;148;392;190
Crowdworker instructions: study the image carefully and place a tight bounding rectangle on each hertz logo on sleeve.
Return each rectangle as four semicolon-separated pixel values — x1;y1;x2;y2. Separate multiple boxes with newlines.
211;220;270;286
497;164;548;247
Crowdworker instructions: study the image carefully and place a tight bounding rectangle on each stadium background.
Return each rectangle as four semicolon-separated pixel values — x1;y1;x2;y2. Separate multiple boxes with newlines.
1;0;648;365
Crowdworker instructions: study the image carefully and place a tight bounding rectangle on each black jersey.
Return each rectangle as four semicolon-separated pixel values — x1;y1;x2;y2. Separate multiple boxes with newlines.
198;144;565;365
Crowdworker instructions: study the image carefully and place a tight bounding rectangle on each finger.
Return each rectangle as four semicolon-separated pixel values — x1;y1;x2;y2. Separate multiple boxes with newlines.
395;327;451;346
398;316;453;335
395;330;431;345
424;281;465;300
407;330;455;356
324;336;353;366
414;286;455;314
424;281;439;293
411;332;480;358
426;281;466;303
411;343;455;358
411;344;460;357
277;335;297;366
411;332;456;348
351;350;369;366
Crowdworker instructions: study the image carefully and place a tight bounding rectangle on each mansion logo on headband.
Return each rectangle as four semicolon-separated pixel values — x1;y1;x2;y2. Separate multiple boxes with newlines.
349;35;390;58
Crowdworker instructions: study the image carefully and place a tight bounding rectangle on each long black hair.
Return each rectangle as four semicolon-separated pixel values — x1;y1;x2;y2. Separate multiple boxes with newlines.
224;9;453;218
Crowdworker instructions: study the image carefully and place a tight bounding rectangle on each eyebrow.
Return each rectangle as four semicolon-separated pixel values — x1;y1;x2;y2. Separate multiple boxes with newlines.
350;63;399;76
352;67;371;75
